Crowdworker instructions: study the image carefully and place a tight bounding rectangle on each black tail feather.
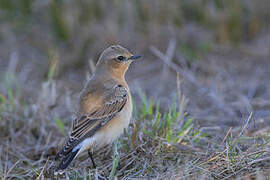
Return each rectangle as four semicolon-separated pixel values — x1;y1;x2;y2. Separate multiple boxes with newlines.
55;149;64;161
56;149;79;171
55;137;78;161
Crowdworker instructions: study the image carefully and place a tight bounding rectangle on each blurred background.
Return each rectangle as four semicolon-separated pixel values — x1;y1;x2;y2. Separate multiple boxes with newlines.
0;0;270;178
1;0;270;125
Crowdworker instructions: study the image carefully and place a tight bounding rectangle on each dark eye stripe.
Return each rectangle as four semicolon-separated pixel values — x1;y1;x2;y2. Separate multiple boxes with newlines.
117;56;125;61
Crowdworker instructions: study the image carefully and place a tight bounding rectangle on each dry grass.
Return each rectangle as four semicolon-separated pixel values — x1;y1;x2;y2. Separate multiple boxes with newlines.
0;56;269;179
0;0;270;179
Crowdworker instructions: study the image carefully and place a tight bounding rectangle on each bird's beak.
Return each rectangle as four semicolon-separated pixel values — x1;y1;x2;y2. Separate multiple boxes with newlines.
128;55;142;60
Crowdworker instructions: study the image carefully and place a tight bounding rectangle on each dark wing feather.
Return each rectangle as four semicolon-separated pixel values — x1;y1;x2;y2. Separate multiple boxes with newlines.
55;85;128;161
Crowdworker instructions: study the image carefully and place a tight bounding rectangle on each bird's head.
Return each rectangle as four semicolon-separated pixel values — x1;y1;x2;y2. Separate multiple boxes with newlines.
95;45;141;79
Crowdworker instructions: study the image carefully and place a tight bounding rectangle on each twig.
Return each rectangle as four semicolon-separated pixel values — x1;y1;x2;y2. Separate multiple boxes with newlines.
150;45;234;116
3;160;21;180
248;157;270;166
238;112;253;137
155;39;176;97
176;73;188;126
161;39;176;79
150;45;197;85
221;127;232;145
36;158;49;180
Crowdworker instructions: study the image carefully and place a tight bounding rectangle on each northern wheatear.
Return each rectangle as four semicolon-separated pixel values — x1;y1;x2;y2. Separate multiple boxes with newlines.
55;45;141;171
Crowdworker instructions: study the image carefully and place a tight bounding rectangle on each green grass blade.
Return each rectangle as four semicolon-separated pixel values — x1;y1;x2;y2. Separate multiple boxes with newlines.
109;139;120;180
55;117;65;135
153;111;161;136
7;84;15;111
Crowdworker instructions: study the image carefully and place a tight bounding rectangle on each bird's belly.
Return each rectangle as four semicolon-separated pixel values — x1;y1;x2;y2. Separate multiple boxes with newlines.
76;97;132;155
95;101;132;147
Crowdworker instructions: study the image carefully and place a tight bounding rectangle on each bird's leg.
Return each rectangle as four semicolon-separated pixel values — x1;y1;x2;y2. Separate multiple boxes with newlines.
88;150;96;168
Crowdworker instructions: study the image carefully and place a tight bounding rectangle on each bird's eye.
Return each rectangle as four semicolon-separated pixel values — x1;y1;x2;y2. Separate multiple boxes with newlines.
117;56;125;61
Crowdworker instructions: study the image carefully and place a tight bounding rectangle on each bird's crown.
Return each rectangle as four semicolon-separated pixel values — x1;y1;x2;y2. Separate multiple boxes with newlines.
94;45;141;78
98;45;132;62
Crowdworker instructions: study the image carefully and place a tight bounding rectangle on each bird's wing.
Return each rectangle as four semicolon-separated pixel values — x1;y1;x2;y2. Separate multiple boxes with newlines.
55;84;128;160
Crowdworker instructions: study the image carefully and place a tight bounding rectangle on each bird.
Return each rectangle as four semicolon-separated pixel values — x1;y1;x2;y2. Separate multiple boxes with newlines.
54;45;141;171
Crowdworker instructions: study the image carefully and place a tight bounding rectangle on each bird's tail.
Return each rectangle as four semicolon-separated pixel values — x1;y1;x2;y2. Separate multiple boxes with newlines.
55;149;64;161
55;148;80;171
